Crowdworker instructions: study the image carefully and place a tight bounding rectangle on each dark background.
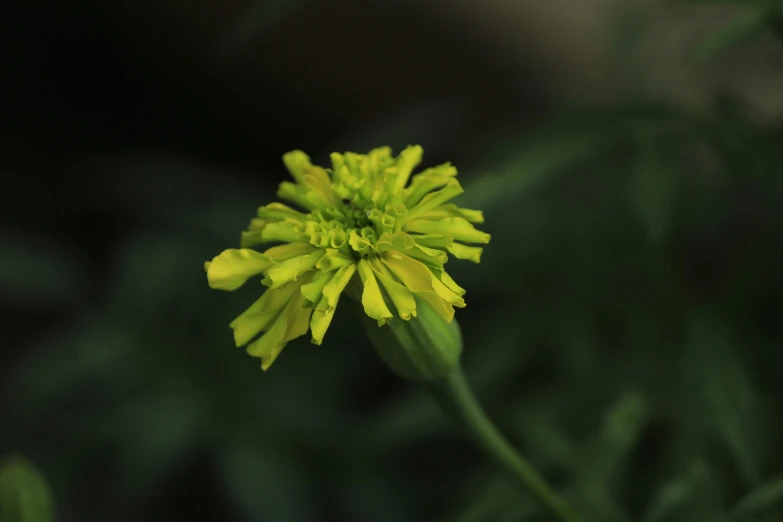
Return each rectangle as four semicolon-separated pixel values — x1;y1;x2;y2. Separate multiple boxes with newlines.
2;1;783;521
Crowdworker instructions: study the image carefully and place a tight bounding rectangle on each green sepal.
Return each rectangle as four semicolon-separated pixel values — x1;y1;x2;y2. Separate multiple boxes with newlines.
361;295;463;382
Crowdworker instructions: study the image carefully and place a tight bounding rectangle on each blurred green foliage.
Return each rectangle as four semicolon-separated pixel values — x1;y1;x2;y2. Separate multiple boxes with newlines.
0;456;54;522
2;1;783;521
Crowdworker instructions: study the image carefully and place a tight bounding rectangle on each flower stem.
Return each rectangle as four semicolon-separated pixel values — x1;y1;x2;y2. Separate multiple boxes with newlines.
428;365;584;522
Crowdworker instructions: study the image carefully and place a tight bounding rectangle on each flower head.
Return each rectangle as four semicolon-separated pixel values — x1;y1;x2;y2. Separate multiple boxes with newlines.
205;146;490;370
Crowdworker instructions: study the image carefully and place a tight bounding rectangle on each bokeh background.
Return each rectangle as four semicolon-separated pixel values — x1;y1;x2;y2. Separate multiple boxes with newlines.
2;0;783;521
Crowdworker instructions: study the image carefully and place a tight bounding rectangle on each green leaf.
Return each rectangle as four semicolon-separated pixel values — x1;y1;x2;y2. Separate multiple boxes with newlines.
628;135;681;241
642;462;711;522
0;455;54;522
217;444;313;522
571;391;650;522
461;133;603;209
693;10;768;62
0;233;87;310
724;475;783;521
682;310;768;485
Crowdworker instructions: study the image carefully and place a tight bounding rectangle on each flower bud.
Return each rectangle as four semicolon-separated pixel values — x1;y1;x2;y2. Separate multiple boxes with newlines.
363;295;462;381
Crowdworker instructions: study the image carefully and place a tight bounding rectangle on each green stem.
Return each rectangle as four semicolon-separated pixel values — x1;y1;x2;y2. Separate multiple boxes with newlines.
428;366;584;522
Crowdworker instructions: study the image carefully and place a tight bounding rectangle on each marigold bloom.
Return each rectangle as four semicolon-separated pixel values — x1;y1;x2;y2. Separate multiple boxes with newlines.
205;146;490;370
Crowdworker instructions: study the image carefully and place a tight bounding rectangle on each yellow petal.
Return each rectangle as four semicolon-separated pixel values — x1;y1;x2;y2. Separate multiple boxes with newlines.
381;253;455;322
282;150;313;184
206;249;273;291
357;259;393;325
447;243;484;263
430;274;465;307
322;263;357;309
315;249;354;271
418;204;484;224
411;234;453;249
394;145;424;191
262;250;325;288
348;229;374;256
404;179;464;222
261;221;305;243
302;169;338;207
300;269;333;305
404;163;458;207
256;202;308;221
309;263;356;345
277;181;320;211
263;242;318;261
240;218;268;248
310;296;336;345
230;281;304;346
438;270;466;296
404;217;490;244
371;259;417;320
246;285;312;370
375;232;447;268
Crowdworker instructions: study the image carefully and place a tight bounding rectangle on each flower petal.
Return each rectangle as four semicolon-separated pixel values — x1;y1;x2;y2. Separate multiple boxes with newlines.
411;234;453;249
309;263;357;345
277;181;321;211
310;297;335;346
394;145;423;191
261;221;305;243
430;275;466;307
403;163;458;207
205;249;274;291
240;218;268;248
404;217;491;244
375;232;447;268
404;179;464;222
246;285;312;370
262;250;326;288
230;282;301;346
438;270;466;296
447;242;484;263
257;202;308;221
263;242;318;261
282;150;317;184
357;259;393;326
381;253;455;322
418;204;484;224
371;259;417;320
300;269;333;305
315;249;354;271
322;263;357;310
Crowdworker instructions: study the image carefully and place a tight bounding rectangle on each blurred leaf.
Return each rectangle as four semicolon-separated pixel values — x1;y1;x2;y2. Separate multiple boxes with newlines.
571;391;650;522
642;461;711;522
0;455;54;522
99;389;202;497
212;0;311;62
0;232;87;310
629;135;681;241
461;133;602;210
682;310;767;485
693;10;768;62
217;444;314;522
440;475;531;522
337;471;414;522
723;475;783;521
106;232;210;324
5;316;135;411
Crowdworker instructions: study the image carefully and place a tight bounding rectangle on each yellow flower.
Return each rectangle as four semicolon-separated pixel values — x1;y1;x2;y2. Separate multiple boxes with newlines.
205;146;490;370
